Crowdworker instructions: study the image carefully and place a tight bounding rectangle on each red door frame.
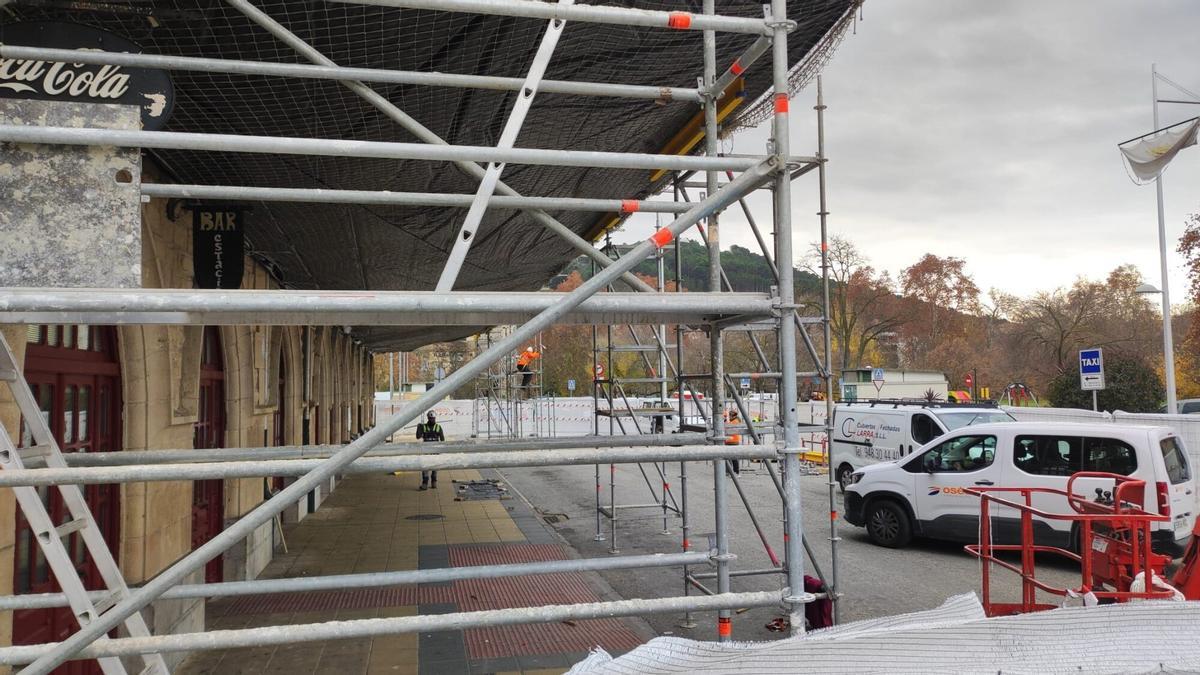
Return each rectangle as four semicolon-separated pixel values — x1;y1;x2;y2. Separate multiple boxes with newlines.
192;326;225;583
13;326;122;675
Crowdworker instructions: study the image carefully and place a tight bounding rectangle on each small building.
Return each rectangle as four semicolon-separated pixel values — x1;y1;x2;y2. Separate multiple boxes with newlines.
839;368;949;401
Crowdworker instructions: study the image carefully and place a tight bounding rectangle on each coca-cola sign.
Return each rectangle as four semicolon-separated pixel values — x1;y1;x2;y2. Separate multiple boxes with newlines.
0;21;173;130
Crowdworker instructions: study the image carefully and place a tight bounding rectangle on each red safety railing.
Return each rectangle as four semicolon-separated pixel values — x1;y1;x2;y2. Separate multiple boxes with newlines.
965;473;1176;616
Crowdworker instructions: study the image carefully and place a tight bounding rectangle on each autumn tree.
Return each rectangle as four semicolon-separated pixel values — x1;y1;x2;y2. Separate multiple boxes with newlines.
804;236;906;370
899;254;980;363
1012;266;1159;379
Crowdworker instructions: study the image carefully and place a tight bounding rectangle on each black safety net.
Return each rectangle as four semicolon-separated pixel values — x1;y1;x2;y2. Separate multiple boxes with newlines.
1;1;855;350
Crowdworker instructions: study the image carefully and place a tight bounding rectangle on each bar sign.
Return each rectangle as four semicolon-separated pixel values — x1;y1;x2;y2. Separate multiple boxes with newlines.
192;206;245;289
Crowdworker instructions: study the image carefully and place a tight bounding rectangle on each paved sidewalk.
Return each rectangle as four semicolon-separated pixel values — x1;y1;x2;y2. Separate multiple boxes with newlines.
177;469;651;675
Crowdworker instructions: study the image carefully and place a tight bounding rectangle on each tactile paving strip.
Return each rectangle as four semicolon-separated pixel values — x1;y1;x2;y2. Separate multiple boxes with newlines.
214;542;646;659
451;544;645;659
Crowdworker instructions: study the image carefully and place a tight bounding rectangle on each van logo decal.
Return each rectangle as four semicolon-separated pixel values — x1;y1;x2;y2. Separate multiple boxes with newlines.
928;487;941;496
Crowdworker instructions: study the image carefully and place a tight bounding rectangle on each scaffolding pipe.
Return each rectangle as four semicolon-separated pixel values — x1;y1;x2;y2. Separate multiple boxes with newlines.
140;183;691;213
0;551;712;611
0;289;775;326
0;591;789;665
223;0;658;295
0;44;701;103
816;75;840;623
770;0;807;638
0;124;771;172
436;1;571;291
710;36;771;99
0;445;776;488
701;0;733;644
23;158;776;674
60;433;711;467
328;0;775;35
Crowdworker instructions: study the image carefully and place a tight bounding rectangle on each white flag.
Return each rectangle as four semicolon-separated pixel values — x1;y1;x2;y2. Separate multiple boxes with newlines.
1118;117;1199;184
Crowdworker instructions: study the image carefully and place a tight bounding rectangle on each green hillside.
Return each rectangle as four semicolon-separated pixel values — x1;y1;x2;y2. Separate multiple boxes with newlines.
554;240;822;296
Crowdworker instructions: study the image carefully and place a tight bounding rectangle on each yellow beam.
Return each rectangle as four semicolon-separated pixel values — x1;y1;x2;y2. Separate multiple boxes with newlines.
585;79;746;242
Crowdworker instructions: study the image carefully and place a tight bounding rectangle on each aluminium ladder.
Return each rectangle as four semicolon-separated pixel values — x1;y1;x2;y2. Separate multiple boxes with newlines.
0;333;167;674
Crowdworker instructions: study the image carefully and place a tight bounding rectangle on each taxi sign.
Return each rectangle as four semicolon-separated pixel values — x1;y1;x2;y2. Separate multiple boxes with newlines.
1079;348;1105;391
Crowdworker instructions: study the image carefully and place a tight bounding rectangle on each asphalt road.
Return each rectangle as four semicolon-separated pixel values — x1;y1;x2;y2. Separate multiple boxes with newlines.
497;458;1080;642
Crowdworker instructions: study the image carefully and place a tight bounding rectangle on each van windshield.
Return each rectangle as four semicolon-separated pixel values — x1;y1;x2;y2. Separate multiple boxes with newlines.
1160;437;1192;485
935;411;1016;430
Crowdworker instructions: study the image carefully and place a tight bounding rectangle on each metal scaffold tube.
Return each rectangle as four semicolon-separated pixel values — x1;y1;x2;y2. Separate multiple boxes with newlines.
327;0;776;35
0;289;774;327
0;551;713;611
0;44;702;102
58;433;712;467
0;592;784;666
702;0;732;644
770;0;808;637
22;158;777;674
0;445;776;488
816;76;841;622
140;183;691;213
436;1;572;291
0;124;767;172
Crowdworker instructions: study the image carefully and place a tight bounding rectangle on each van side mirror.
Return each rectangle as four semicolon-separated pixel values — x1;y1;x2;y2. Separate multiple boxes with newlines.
923;454;936;474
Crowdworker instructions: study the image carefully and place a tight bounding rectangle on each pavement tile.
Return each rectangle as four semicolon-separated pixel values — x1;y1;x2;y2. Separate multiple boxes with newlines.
467;656;521;674
177;473;647;675
418;658;470;675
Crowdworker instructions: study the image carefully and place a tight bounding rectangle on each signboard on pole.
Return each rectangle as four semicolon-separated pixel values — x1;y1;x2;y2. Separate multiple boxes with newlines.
740;377;751;390
1079;348;1105;391
567;379;576;393
871;367;885;395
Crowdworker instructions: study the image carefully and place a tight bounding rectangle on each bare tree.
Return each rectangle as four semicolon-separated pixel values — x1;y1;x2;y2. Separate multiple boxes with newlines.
806;236;907;370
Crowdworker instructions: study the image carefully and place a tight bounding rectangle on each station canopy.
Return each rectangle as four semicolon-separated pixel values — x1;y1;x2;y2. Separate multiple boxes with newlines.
2;1;856;351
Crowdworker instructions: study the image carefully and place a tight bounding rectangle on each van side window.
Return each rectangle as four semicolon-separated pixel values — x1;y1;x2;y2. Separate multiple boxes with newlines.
1084;437;1137;475
1161;437;1192;484
917;435;996;473
1014;435;1138;477
911;413;940;446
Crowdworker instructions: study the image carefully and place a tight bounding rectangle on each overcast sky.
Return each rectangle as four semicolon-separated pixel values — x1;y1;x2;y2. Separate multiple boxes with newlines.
617;0;1200;303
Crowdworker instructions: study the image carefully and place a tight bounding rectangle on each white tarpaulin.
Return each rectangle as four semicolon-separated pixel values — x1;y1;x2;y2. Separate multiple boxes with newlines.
1119;117;1199;184
568;593;1200;674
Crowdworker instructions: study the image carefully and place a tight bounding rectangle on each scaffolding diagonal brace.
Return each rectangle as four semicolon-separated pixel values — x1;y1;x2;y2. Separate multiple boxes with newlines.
23;159;777;675
224;0;657;294
436;0;572;291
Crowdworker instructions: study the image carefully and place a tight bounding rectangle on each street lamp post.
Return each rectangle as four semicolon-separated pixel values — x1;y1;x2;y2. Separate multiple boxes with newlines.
1136;282;1175;412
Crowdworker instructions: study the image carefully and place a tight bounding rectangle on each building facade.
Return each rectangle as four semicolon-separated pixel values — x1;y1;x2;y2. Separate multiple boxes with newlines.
0;182;376;670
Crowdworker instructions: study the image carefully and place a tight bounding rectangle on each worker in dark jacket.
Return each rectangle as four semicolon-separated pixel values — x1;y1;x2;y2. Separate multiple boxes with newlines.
416;411;444;490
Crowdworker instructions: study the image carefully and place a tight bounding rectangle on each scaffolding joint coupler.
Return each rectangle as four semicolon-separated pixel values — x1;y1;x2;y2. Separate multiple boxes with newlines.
781;590;817;606
709;551;737;565
775;444;805;456
760;10;798;33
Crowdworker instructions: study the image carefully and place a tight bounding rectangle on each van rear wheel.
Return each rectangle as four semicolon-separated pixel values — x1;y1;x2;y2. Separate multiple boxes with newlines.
836;465;854;494
866;500;912;548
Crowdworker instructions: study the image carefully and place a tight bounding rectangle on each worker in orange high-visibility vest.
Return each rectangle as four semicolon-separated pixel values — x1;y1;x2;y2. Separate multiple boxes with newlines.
516;346;542;389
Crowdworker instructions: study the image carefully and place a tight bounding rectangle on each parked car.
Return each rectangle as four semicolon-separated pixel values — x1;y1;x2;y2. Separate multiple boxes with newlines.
843;422;1196;556
1161;399;1200;414
830;400;1015;491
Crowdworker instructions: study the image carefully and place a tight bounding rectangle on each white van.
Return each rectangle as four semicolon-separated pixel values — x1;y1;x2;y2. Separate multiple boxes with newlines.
831;401;1014;491
843;422;1197;556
